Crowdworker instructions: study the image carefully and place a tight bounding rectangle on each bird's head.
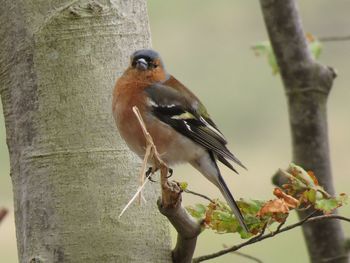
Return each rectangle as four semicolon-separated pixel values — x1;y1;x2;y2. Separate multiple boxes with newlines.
128;49;168;82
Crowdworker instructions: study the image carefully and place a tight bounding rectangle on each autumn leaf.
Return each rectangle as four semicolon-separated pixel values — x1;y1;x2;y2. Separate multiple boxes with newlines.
280;164;348;213
257;199;289;216
273;188;300;208
307;171;319;186
256;189;297;223
185;164;348;239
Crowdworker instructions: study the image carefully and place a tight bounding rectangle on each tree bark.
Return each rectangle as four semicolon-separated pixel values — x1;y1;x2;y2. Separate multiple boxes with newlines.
0;0;172;262
259;1;348;263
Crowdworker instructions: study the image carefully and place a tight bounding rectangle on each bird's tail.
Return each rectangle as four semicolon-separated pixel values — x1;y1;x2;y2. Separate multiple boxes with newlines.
216;173;249;232
190;152;249;232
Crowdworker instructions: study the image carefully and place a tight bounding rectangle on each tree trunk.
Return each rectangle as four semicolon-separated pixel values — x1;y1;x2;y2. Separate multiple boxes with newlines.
0;1;172;262
259;1;348;263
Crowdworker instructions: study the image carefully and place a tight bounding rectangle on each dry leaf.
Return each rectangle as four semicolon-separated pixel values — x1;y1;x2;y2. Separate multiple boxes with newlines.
273;188;300;208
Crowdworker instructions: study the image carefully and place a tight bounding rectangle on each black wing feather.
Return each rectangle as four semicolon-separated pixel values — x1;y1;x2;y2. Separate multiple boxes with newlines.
145;84;246;171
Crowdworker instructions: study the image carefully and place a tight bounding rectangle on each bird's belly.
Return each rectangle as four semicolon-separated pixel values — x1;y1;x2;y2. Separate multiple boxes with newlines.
160;135;205;165
147;118;206;166
116;108;205;166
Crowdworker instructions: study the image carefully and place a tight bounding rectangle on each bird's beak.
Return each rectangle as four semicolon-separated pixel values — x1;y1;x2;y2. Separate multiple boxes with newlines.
136;58;148;71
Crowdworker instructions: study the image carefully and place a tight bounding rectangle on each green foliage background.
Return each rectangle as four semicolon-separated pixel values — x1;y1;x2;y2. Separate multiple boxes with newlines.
1;1;349;262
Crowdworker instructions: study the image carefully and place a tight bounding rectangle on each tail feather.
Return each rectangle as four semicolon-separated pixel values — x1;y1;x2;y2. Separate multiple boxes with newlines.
217;154;239;174
190;151;249;232
217;174;249;232
209;152;248;232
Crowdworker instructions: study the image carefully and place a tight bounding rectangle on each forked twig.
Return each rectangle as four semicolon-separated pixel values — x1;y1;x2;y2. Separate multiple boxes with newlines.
119;106;201;263
118;171;152;218
118;106;166;218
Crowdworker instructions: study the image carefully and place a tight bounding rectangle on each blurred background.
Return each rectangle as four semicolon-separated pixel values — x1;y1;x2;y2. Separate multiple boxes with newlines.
1;1;349;262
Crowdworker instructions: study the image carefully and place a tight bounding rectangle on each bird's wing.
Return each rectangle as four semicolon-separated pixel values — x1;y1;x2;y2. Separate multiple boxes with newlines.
144;82;246;171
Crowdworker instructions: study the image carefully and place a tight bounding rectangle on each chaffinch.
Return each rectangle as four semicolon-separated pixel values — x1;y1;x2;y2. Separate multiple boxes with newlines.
113;49;248;232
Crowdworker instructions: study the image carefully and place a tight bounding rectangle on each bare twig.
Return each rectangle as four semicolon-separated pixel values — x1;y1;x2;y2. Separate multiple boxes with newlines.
118;108;156;217
0;208;8;224
192;214;350;262
231;251;263;263
223;243;263;262
319;35;350;42
184;189;214;203
118;172;152;218
250;222;268;242
132;106;201;263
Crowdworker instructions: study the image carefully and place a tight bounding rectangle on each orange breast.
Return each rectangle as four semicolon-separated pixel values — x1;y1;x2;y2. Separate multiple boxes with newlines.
113;75;149;157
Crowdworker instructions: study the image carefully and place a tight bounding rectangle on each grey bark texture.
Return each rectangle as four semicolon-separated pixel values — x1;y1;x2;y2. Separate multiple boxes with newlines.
260;1;348;263
0;0;172;262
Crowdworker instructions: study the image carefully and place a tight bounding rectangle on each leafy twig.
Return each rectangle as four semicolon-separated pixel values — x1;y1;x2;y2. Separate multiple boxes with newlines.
192;214;350;262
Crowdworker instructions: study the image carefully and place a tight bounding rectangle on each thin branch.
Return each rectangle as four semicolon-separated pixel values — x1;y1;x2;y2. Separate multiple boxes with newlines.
224;243;264;262
192;214;350;262
184;189;214;203
231;251;263;263
249;222;268;243
319;35;350;42
274;220;286;234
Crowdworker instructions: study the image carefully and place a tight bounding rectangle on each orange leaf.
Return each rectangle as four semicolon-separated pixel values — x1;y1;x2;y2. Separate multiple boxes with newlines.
257;199;289;216
307;171;319;186
306;33;315;42
273;188;300;208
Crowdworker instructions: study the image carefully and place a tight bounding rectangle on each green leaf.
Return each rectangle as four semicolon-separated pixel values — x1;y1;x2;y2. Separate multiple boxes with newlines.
307;35;323;59
304;189;317;203
251;41;279;74
313;192;348;214
239;199;264;214
179;181;188;191
315;198;339;213
252;34;323;75
186;203;206;220
210;210;238;233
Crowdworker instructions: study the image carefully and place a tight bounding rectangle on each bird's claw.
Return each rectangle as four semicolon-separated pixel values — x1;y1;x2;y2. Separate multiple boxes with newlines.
145;167;173;181
166;168;173;178
146;167;157;182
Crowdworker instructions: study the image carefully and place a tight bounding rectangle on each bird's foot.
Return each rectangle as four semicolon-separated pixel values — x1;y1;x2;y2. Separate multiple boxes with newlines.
146;167;157;182
166;168;173;178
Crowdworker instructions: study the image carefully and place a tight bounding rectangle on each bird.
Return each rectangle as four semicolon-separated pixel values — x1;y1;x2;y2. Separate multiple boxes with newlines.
113;49;248;232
